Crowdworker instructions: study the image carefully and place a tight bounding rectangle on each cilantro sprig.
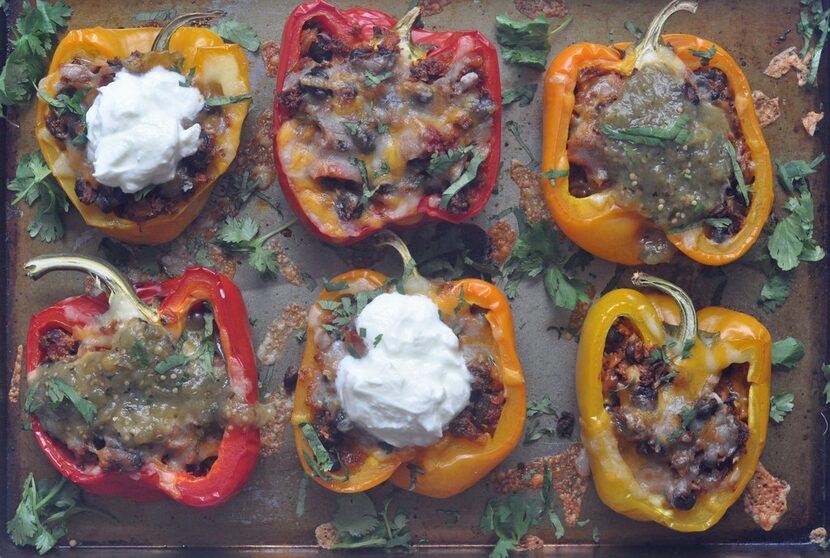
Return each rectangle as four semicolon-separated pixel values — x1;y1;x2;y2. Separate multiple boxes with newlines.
500;210;591;311
215;216;296;274
37;87;89;145
327;494;412;550
24;378;97;425
770;393;794;424
796;0;830;87
502;84;537;107
7;473;114;555
480;495;538;558
1;0;72;110
7;151;70;242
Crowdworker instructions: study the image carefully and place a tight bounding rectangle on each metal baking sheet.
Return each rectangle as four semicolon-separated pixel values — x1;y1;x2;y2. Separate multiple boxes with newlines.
2;0;828;555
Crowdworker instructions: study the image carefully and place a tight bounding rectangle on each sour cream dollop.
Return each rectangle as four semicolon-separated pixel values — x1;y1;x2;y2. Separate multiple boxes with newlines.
335;292;472;448
85;66;204;194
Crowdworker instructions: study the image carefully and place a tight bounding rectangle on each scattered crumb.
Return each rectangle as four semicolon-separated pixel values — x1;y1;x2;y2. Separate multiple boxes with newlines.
743;462;790;531
510;159;548;224
418;0;454;16
751;90;781;128
764;46;810;86
261;40;280;78
802;111;824;136
514;0;568;18
810;527;828;547
487;220;517;266
258;390;293;457
272;241;303;286
517;534;545;551
566;283;596;336
315;522;338;549
8;345;23;404
235;111;276;189
208;244;237;279
257;304;307;365
492;442;589;527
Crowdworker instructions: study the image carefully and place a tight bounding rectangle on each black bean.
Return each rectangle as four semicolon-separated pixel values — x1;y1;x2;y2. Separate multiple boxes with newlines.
670;488;697;511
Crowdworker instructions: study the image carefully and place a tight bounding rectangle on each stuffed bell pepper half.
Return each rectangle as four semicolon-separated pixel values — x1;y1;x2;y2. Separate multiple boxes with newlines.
274;1;501;244
22;255;268;507
542;0;772;266
291;233;525;497
36;12;251;244
576;273;771;531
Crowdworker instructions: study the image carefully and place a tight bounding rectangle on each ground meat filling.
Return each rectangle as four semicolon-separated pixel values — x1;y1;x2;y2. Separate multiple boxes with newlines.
602;318;750;511
45;53;223;222
568;65;751;243
305;290;506;472
276;21;496;236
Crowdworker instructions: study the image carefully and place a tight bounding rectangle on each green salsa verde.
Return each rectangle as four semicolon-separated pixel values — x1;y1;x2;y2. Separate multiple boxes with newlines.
26;313;269;473
599;63;735;230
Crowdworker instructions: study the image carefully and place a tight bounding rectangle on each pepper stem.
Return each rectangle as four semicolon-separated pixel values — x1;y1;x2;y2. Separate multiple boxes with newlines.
25;255;159;324
631;272;697;360
375;231;422;282
151;10;226;52
394;7;426;61
632;0;698;69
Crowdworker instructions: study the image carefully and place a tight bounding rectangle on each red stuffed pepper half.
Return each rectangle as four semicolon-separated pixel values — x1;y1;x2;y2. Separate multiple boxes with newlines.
22;255;261;507
274;0;502;244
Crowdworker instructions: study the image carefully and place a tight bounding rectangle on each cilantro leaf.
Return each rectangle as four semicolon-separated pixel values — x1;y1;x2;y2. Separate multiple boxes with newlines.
427;145;473;177
7;151;69;242
759;272;792;312
218;215;258;243
690;45;717;66
322;278;349;291
543;267;590;311
526;395;557;418
439;153;485;209
769;393;794;423
210;20;260;52
771;337;805;368
363;71;394;86
769;190;824;271
502;83;537;107
775;153;825;193
1;0;71;107
329;494;412;549
480;494;538;558
205;93;253;106
43;378;97;425
300;423;334;473
495;13;571;69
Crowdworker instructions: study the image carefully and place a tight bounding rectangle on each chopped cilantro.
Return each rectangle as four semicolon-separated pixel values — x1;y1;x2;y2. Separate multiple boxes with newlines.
211;20;260;52
300;423;334;473
690;45;717;65
775;153;825;193
363;71;394;86
453;286;470;314
772;337;805;368
205;93;253;106
796;0;829;86
623;20;643;39
373;334;383;347
758;272;792;313
439;153;485;209
543;168;569;185
768;190;824;271
506;120;538;167
723;141;751;205
495;13;571;69
600;114;693;147
427;145;474;177
769;393;794;423
502;83;537;107
526;395;557;418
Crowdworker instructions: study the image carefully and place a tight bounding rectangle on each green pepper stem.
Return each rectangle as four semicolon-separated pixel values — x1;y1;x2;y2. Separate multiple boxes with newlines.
151;10;226;52
25;255;159;324
634;0;698;69
631;272;697;359
394;7;426;61
375;230;422;282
